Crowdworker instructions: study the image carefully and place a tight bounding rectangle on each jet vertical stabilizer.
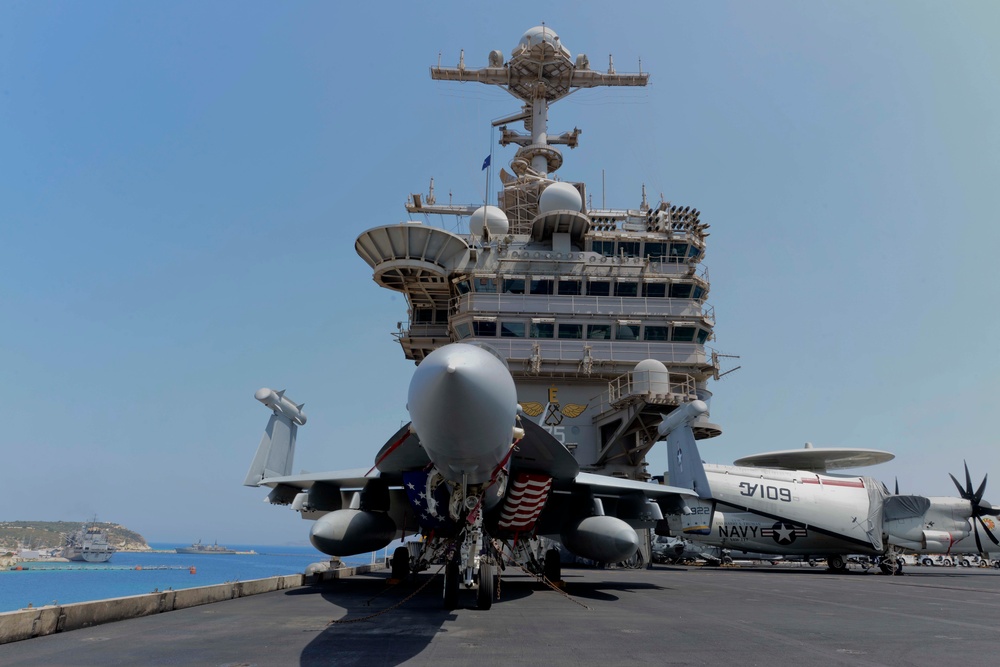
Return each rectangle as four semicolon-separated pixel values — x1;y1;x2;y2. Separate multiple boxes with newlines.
244;388;307;486
658;401;712;499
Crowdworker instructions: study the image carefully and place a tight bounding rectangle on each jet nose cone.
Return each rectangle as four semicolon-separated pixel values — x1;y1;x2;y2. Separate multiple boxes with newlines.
407;343;518;485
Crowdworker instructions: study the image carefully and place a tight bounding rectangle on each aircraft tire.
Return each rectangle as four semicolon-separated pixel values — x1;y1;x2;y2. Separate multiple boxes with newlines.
476;561;495;610
391;546;410;580
922;557;933;566
443;558;460;610
543;548;561;583
827;555;847;572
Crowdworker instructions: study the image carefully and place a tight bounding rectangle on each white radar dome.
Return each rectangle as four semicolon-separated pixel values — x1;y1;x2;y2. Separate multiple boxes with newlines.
634;359;671;395
470;205;509;239
516;26;570;58
538;182;583;215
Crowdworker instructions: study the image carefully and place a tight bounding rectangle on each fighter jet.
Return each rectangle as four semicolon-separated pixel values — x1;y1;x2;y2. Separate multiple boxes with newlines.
658;403;1000;574
245;342;700;609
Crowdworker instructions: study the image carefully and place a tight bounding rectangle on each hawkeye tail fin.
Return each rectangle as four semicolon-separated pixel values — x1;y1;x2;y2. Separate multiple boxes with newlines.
243;388;307;487
658;401;712;499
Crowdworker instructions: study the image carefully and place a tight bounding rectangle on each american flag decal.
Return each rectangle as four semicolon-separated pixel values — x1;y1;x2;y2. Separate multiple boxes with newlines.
497;473;552;531
402;470;453;529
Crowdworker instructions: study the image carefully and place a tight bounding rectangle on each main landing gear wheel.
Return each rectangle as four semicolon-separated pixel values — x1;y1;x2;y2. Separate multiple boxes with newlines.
390;546;410;580
827;555;848;573
543;548;561;583
443;558;460;610
476;561;495;610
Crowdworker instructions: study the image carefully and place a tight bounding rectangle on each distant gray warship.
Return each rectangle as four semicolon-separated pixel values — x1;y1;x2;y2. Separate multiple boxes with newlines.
175;540;237;555
62;521;115;563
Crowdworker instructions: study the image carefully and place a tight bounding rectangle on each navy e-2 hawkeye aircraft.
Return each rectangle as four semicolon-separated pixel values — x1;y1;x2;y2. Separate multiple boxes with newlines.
245;342;710;609
657;404;1000;574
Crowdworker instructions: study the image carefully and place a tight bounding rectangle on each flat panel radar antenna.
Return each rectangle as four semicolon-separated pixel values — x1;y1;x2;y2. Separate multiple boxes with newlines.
430;26;648;177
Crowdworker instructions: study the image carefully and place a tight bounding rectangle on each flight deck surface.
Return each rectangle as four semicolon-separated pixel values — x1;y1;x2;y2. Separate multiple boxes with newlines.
3;565;998;666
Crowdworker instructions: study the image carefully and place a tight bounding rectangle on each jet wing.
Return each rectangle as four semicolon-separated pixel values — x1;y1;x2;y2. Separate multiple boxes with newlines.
256;468;397;491
569;472;697;498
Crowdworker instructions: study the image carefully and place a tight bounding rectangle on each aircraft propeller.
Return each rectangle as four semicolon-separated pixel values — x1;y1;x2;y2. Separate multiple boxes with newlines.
949;462;1000;554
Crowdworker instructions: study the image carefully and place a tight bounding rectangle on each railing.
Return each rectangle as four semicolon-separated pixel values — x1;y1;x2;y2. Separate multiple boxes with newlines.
589;370;699;418
476;339;711;367
451;293;715;323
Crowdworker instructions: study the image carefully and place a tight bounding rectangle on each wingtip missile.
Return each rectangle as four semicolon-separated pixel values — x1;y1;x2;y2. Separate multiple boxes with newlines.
657;400;709;438
255;387;308;425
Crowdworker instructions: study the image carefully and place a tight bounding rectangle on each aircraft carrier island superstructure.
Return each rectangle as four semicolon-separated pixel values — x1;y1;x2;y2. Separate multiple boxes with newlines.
356;26;724;484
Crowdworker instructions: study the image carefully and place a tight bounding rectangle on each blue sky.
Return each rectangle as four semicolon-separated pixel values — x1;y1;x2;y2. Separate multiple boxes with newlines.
2;1;998;544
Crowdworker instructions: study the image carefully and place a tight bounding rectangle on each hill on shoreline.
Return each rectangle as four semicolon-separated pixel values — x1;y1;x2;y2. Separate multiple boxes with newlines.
0;521;150;553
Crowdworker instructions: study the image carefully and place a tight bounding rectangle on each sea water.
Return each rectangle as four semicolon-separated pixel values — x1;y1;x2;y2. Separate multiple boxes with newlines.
0;543;380;613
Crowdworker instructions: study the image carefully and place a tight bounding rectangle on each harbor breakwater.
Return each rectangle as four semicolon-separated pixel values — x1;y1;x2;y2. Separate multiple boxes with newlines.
0;561;384;644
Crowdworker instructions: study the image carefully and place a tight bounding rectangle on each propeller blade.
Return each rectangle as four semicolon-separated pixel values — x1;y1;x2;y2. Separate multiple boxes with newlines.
974;520;984;554
894;477;899;495
949;472;966;497
964;461;974;497
973;473;988;507
978;516;1000;547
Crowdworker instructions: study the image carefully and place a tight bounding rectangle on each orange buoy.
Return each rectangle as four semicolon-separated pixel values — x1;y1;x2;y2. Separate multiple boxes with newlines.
135;565;142;571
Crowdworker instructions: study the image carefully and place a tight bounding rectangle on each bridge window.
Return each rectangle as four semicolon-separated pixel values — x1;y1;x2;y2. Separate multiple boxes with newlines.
693;285;705;300
474;278;497;293
643;283;666;298
593;240;615;257
616;323;640;340
530;322;555;338
473;321;497;336
558;323;583;339
530;278;553;295
644;326;669;341
413;309;433;323
455;323;472;339
619;241;640;258
697;328;710;344
669;243;689;262
669;283;692;298
688;245;702;260
644;242;667;260
456;280;471;295
587;324;612;340
672;326;696;342
615;282;638;297
588;281;611;297
501;321;526;337
558;280;582;296
503;278;525;294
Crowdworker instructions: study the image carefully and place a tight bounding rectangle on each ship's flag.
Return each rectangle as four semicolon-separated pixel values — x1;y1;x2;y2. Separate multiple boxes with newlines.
482;154;491;170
